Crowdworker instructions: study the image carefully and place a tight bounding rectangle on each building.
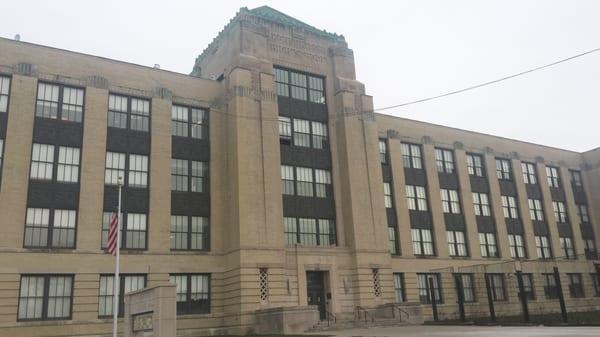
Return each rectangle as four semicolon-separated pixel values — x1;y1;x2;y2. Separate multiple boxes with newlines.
0;5;599;336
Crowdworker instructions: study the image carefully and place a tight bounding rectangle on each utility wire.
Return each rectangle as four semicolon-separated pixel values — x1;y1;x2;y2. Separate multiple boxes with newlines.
373;46;600;112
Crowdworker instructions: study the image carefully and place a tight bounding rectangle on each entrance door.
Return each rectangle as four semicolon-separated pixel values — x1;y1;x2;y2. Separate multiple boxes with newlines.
306;271;326;320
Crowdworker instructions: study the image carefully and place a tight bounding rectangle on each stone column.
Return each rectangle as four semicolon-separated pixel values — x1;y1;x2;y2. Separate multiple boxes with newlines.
559;166;585;257
484;153;511;259
454;148;481;259
388;138;414;257
536;161;563;258
512;157;538;259
422;143;448;258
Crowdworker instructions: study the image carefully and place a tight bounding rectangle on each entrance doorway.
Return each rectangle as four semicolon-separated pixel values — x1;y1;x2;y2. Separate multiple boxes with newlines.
306;271;327;320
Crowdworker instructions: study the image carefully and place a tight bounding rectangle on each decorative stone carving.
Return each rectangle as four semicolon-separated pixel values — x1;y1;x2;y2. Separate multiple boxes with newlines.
14;62;34;75
155;87;172;100
421;136;432;144
453;141;464;150
510;151;520;159
535;156;545;163
386;129;400;139
87;75;109;89
484;146;495;155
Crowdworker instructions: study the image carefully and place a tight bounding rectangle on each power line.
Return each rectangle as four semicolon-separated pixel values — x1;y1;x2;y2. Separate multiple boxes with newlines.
373;46;600;112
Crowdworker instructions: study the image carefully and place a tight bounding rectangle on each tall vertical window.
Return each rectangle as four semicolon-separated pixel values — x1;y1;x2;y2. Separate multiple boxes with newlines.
479;233;498;257
281;165;295;195
314;169;331;198
104;152;125;185
296;167;314;197
570;170;583;187
467;154;484;177
456;274;476;302
521;162;537;184
411;228;434;256
108;94;150;131
0;76;9;112
486;274;506;301
591;274;600;297
543;273;558;299
435;148;454;173
401;143;422;169
274;67;325;104
101;212;147;250
279;116;292;145
293;119;310;147
105;153;148;188
56;146;80;183
552;201;568;223
259;268;269;302
405;185;428;211
311;121;328;149
128;154;148;187
584;239;597;259
577;204;590;223
98;274;146;317
447;230;467;257
18;275;73;321
171;105;208;139
528;199;544;221
501;195;519;219
24;208;77;249
440;189;461;214
388;227;399;255
383;183;393;208
546;166;560;188
393;273;406;302
170;274;211;314
30;144;54;180
508;234;526;258
171;159;208;193
495;158;512;180
568;274;584;298
170;215;209;251
36;83;84;122
379;139;387;164
284;217;336;246
560;237;576;259
0;139;4;178
417;273;442;304
473;192;491;216
535;235;552;259
521;274;535;300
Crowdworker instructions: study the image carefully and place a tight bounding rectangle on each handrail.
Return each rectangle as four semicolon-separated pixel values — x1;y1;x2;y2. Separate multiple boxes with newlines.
390;303;410;322
355;305;374;323
325;309;337;327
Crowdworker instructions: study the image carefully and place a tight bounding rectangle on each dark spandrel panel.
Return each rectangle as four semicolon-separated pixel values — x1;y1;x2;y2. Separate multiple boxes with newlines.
386;208;398;226
404;168;427;186
557;222;573;237
476;216;496;233
525;184;542;199
438;172;458;189
532;220;549;236
580;224;595;239
171;192;210;216
103;186;148;213
172;137;209;162
381;165;392;183
282;195;335;218
279;98;328;122
280;145;331;169
572;187;587;204
27;181;79;209
290;98;308;117
444;213;466;231
505;218;524;234
106;128;150;155
277;96;291;115
0;113;7;138
550;187;565;202
409;210;432;229
498;180;517;196
33;118;83;146
469;176;489;193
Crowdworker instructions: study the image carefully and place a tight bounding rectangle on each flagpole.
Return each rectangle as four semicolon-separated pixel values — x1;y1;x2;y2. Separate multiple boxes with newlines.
112;177;123;337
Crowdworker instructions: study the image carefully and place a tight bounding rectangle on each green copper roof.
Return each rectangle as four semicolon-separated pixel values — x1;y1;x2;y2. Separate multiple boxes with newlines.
241;6;345;41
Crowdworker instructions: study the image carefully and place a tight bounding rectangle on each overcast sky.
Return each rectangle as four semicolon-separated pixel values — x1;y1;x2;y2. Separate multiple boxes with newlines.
2;0;598;152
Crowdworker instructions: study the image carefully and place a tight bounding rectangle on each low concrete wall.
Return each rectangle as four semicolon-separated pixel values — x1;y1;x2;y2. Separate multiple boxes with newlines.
124;284;177;337
254;305;320;334
373;302;424;324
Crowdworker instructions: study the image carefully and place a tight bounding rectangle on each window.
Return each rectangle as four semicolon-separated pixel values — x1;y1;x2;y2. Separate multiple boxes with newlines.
311;121;328;149
0;139;4;178
296;167;314;197
293;119;310;147
528;199;544;221
383;183;393;208
401;143;423;169
30;144;54;180
279;116;292;145
440;189;460;214
546;166;560;188
473;192;491;216
535;235;552;259
405;185;428;211
568;274;584;298
284;217;336;246
24;208;77;249
36;83;84;122
388;226;399;255
393;273;406;302
496;158;512;180
170;216;209;251
467;154;484;177
456;274;476;302
521;162;537;184
577;204;590;223
435;148;454;173
417;273;442;304
379;139;388;164
552;201;568;223
274;67;325;104
447;230;467;257
486;274;506;301
259;268;269;302
171;159;208;193
30;144;80;183
108;94;150;131
411;228;434;256
280;165;331;198
98;274;146;317
372;268;382;297
314;169;331;198
18;275;73;321
521;274;535;300
479;232;499;257
543;273;559;299
570;170;583;187
280;118;329;149
584;239;597;259
171;105;208;139
56;146;80;183
0;76;9;112
105;152;148;188
591;274;600;297
281;165;295;195
101;212;147;250
501;195;519;219
508;234;526;258
170;274;210;314
560;237;576;259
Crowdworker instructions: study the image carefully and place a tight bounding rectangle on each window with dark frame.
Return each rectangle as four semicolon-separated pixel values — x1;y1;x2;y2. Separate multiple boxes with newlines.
501;195;519;219
591;273;600;297
417;273;442;304
379;139;388;164
546;166;561;188
24;208;77;249
473;192;491;216
30;144;81;183
535;235;552;259
278;116;328;149
521;273;535;300
169;274;211;315
0;139;4;183
552;201;568;223
570;170;583;187
577;204;590;223
495;158;512;180
18;274;73;321
393;273;406;302
508;234;526;258
411;228;434;256
543;273;559;299
0;76;10;113
171;105;208;139
104;152;148;188
383;182;393;208
486;273;506;301
101;212;147;250
584;239;597;259
401;143;423;169
171;159;208;193
522;162;537;185
108;94;150;132
440;189;461;214
435;148;454;173
274;67;325;104
456;273;476;302
405;185;428;211
36;83;84;122
284;217;336;246
568;273;584;298
388;226;399;255
467;154;484;177
98;274;146;317
447;230;468;257
279;165;331;198
528;199;544;221
479;232;499;257
560;237;576;259
170;215;209;251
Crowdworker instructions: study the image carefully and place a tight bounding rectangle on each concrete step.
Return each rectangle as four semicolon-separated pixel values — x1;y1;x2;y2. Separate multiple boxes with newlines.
306;318;412;332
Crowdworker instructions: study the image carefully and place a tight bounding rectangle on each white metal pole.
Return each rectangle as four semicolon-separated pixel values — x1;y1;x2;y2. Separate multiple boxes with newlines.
112;177;123;337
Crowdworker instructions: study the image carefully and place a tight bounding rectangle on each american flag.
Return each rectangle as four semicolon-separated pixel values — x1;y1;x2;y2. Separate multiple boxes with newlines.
106;213;119;256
